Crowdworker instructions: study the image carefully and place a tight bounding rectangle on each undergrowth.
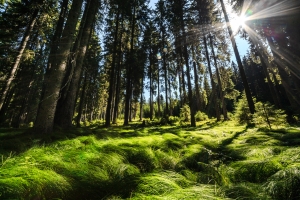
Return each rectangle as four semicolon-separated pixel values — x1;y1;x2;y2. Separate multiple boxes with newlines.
0;120;299;199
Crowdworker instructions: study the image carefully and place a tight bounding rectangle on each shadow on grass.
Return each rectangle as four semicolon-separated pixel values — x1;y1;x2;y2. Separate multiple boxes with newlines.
264;128;300;146
220;128;248;147
0;120;225;157
0;126;96;155
212;128;249;164
68;174;141;200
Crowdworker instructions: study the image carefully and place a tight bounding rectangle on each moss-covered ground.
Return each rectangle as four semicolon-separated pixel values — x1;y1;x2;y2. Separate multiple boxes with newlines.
0;120;300;199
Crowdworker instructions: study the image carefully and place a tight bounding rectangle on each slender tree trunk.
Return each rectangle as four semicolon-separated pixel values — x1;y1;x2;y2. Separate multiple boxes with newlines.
179;0;195;126
163;50;169;116
0;8;39;112
106;7;120;126
219;0;255;114
209;34;228;120
149;43;154;120
124;1;136;125
176;56;183;108
112;11;125;124
34;0;84;134
168;74;173;116
192;45;201;111
112;52;123;124
204;35;221;120
157;62;161;118
179;51;187;105
139;76;144;121
76;71;88;127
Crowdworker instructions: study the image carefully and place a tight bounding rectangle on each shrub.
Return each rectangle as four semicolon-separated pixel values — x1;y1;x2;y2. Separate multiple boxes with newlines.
169;116;180;125
180;104;190;122
234;92;253;125
195;111;208;122
253;101;287;130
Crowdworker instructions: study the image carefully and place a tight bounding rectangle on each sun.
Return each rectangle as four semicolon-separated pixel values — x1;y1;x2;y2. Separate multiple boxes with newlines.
231;14;247;33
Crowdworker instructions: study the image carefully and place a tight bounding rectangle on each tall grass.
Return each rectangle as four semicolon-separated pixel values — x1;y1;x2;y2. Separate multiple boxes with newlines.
0;120;299;199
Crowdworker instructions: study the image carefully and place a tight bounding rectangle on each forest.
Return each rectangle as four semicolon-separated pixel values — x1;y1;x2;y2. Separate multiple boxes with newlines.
0;0;300;199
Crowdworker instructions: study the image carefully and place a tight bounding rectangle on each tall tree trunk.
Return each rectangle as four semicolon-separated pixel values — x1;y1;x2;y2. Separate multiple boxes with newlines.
168;74;173;116
0;8;39;112
163;49;169;116
76;72;88;127
209;34;228;120
34;0;84;134
55;0;98;129
124;1;136;125
149;42;154;120
139;76;144;121
219;0;255;114
179;50;187;105
106;6;120;126
112;52;123;124
192;45;201;111
157;63;161;118
178;0;195;127
204;35;221;120
56;0;90;105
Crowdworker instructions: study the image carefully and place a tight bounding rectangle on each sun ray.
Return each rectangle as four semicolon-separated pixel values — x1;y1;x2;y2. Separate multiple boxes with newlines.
246;0;300;21
243;23;300;79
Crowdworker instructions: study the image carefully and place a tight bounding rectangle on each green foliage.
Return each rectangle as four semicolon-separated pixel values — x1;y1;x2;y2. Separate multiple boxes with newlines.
195;111;209;122
168;116;180;125
180;104;190;122
253;101;287;130
234;93;253;124
265;167;300;200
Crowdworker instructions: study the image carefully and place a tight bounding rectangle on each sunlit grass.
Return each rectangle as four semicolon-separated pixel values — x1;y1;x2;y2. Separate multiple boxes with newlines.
0;120;299;199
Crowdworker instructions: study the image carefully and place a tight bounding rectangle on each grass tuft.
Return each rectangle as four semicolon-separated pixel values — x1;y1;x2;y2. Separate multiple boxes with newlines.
264;166;300;200
231;160;283;183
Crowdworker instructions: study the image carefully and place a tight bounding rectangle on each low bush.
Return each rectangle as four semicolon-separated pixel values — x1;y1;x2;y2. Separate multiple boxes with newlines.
180;104;190;122
234;93;253;125
254;101;287;130
195;111;209;122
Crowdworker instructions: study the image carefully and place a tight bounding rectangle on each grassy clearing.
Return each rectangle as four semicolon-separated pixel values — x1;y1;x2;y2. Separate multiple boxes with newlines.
0;120;299;199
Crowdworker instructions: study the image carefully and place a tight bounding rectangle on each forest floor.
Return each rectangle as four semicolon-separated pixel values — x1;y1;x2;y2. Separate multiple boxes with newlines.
0;120;300;199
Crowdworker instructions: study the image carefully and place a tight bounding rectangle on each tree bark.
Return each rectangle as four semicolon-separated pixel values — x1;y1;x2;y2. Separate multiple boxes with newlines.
55;0;98;129
34;0;84;134
47;0;69;71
